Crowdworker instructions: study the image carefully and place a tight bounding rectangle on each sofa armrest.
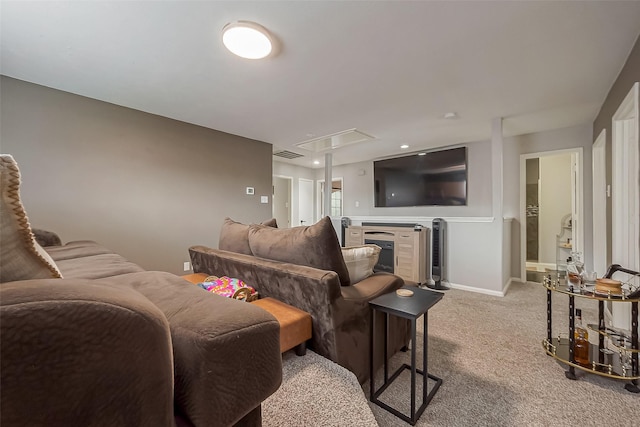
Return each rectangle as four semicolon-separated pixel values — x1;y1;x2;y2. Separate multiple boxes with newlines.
31;228;62;247
189;245;344;360
340;272;404;302
0;279;174;427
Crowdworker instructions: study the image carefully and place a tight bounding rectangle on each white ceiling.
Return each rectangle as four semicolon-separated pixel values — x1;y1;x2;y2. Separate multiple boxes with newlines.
2;1;640;168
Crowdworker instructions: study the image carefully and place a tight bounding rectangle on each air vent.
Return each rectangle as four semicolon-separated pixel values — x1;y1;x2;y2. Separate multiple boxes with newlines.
273;150;304;159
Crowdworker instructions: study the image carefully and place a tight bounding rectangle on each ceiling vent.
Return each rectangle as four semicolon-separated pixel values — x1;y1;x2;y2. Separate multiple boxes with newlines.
273;150;304;159
295;129;375;152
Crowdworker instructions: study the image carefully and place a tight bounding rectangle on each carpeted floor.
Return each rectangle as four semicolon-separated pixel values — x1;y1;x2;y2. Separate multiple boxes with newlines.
263;281;639;426
262;350;378;426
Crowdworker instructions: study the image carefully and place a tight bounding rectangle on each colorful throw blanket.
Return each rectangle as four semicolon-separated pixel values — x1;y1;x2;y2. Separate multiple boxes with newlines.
198;276;258;301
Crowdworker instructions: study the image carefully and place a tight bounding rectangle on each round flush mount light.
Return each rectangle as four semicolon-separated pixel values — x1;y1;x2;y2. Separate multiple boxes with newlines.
222;21;273;59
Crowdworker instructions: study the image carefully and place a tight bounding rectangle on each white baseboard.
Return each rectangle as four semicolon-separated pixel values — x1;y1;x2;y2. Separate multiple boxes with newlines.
447;282;506;297
526;262;556;272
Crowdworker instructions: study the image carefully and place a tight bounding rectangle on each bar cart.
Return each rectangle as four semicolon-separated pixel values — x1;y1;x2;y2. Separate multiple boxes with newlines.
542;264;640;393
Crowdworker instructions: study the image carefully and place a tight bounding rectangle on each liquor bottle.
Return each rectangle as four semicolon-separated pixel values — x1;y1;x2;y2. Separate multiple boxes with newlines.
574;309;590;366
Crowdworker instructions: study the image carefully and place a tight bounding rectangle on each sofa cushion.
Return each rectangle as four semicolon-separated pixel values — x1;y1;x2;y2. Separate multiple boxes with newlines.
0;154;62;283
55;253;145;279
248;216;351;286
341;244;381;283
218;217;277;255
45;240;115;261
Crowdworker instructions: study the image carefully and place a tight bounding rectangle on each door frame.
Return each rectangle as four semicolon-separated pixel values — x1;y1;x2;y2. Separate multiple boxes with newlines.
592;129;607;276
316;177;344;221
612;82;639;271
272;175;292;228
519;147;584;282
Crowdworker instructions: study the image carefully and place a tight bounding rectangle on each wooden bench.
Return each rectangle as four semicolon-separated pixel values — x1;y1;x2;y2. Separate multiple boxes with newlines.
182;273;312;355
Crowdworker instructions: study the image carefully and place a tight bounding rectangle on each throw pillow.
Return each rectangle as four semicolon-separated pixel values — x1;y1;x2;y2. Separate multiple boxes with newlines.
341;244;381;284
248;216;351;286
0;154;63;283
218;217;278;255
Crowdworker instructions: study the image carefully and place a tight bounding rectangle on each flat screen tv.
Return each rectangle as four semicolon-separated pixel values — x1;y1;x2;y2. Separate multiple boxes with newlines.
374;147;467;207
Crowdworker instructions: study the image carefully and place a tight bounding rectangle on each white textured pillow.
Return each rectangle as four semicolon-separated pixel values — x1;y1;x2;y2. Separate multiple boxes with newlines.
341;244;381;284
0;154;63;283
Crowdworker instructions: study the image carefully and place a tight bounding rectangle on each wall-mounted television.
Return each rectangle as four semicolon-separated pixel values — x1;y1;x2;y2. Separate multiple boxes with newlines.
374;147;467;207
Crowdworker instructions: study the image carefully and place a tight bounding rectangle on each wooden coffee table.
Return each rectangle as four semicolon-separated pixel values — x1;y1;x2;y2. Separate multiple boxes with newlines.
182;273;312;355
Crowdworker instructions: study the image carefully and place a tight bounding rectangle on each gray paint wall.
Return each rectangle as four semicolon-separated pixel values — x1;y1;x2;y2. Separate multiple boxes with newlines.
593;34;640;266
1;76;273;275
505;123;594;275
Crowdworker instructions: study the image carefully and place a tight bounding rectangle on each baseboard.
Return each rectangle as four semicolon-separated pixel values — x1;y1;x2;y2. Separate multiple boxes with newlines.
447;282;506;297
526;262;556;272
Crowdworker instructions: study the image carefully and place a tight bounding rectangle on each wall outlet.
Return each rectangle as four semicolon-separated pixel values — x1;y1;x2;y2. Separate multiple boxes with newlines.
183;261;191;271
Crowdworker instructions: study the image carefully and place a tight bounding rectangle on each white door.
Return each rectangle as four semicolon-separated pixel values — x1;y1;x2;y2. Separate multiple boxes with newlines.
612;82;639;271
592;130;607;276
272;176;292;228
298;178;314;227
611;82;639;330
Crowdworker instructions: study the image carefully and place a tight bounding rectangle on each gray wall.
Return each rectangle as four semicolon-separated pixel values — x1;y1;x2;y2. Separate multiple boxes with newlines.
593;34;640;266
505;123;594;275
1;76;273;275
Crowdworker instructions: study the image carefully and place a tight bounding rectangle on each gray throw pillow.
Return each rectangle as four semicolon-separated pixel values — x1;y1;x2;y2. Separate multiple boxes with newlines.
218;217;278;255
247;216;351;286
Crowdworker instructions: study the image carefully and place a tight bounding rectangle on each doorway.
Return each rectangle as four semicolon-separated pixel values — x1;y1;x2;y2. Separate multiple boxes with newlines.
272;175;292;228
316;178;343;220
520;148;584;283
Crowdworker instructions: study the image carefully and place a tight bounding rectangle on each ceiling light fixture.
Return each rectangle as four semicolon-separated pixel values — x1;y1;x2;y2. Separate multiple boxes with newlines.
444;112;458;120
313;160;320;165
222;21;273;59
400;144;409;149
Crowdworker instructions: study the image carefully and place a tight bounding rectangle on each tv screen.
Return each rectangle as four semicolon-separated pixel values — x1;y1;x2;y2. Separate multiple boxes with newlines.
374;147;467;207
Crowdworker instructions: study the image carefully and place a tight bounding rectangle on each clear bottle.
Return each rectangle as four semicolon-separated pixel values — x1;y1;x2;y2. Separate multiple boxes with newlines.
574;308;590;366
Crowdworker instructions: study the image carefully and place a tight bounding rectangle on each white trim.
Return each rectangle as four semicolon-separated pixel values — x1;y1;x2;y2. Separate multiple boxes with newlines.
316;177;343;221
346;215;494;224
272;175;293;228
592;129;607;275
447;281;506;297
612;82;639;272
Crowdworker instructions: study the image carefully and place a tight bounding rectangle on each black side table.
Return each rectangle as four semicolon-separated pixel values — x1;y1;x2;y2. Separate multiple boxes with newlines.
369;285;443;425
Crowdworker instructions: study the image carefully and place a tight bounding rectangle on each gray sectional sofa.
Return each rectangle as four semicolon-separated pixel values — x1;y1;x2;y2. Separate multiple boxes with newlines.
0;154;282;427
189;216;411;384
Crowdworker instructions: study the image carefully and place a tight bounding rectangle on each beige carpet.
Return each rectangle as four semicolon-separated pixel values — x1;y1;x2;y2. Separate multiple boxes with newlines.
263;282;639;426
262;350;378;426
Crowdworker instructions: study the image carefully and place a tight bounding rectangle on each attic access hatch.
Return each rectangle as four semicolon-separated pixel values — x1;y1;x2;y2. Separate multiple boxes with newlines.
295;129;375;152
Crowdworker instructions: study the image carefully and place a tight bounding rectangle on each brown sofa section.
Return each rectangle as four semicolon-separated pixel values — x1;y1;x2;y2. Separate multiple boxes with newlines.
189;245;410;384
1;279;175;427
1;239;282;427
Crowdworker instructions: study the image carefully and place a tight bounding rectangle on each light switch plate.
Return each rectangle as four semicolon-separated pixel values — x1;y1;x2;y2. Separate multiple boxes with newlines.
260;196;269;204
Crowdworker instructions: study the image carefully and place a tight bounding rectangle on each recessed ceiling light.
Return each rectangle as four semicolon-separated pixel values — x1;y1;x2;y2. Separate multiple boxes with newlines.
313;160;320;165
444;112;458;119
418;152;427;156
222;21;273;59
400;144;409;149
